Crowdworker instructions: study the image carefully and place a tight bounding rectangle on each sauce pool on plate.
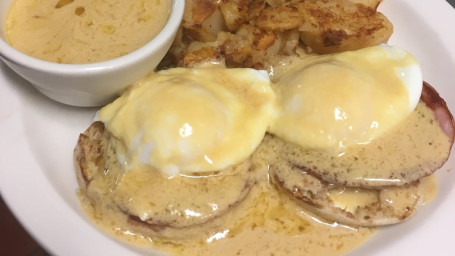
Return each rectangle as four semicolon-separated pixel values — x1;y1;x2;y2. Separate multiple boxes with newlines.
77;153;377;256
4;0;170;64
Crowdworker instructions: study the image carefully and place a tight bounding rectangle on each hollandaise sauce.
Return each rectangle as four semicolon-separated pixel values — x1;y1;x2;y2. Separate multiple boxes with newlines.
5;0;170;64
78;149;376;256
78;133;438;255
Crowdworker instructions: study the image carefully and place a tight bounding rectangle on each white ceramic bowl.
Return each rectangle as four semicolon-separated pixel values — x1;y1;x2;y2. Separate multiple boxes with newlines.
0;0;184;107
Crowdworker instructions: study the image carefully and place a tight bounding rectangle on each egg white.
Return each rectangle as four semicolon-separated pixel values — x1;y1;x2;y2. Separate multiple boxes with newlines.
269;45;423;151
99;67;275;176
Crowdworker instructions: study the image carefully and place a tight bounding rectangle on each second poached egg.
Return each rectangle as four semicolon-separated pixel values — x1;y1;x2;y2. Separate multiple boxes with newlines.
269;45;422;152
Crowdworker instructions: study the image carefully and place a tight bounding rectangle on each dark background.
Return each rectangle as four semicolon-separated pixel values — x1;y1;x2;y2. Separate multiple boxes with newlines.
0;197;49;256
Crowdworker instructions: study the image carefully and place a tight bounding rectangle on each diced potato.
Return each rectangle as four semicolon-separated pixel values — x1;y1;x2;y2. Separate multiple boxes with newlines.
297;0;393;54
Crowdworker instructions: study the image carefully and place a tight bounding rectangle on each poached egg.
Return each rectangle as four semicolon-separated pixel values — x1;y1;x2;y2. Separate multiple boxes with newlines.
99;67;275;176
269;45;423;152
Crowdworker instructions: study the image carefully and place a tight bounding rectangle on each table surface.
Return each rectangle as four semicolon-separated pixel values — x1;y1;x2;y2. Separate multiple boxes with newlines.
1;1;454;256
0;196;50;256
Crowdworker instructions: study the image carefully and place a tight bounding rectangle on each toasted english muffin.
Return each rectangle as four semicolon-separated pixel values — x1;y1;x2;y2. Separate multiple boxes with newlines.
271;161;428;227
264;134;429;227
74;121;255;238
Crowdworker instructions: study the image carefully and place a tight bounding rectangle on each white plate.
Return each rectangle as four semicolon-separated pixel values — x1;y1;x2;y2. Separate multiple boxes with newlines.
1;0;454;255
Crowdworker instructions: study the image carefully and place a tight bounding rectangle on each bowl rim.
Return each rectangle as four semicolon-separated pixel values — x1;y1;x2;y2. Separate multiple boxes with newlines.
0;0;184;75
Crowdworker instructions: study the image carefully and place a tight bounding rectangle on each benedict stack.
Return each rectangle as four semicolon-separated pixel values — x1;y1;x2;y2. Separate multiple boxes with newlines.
74;67;276;239
266;45;455;226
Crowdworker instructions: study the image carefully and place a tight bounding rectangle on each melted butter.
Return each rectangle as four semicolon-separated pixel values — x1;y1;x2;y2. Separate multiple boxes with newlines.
99;68;275;176
269;45;421;152
5;0;170;64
